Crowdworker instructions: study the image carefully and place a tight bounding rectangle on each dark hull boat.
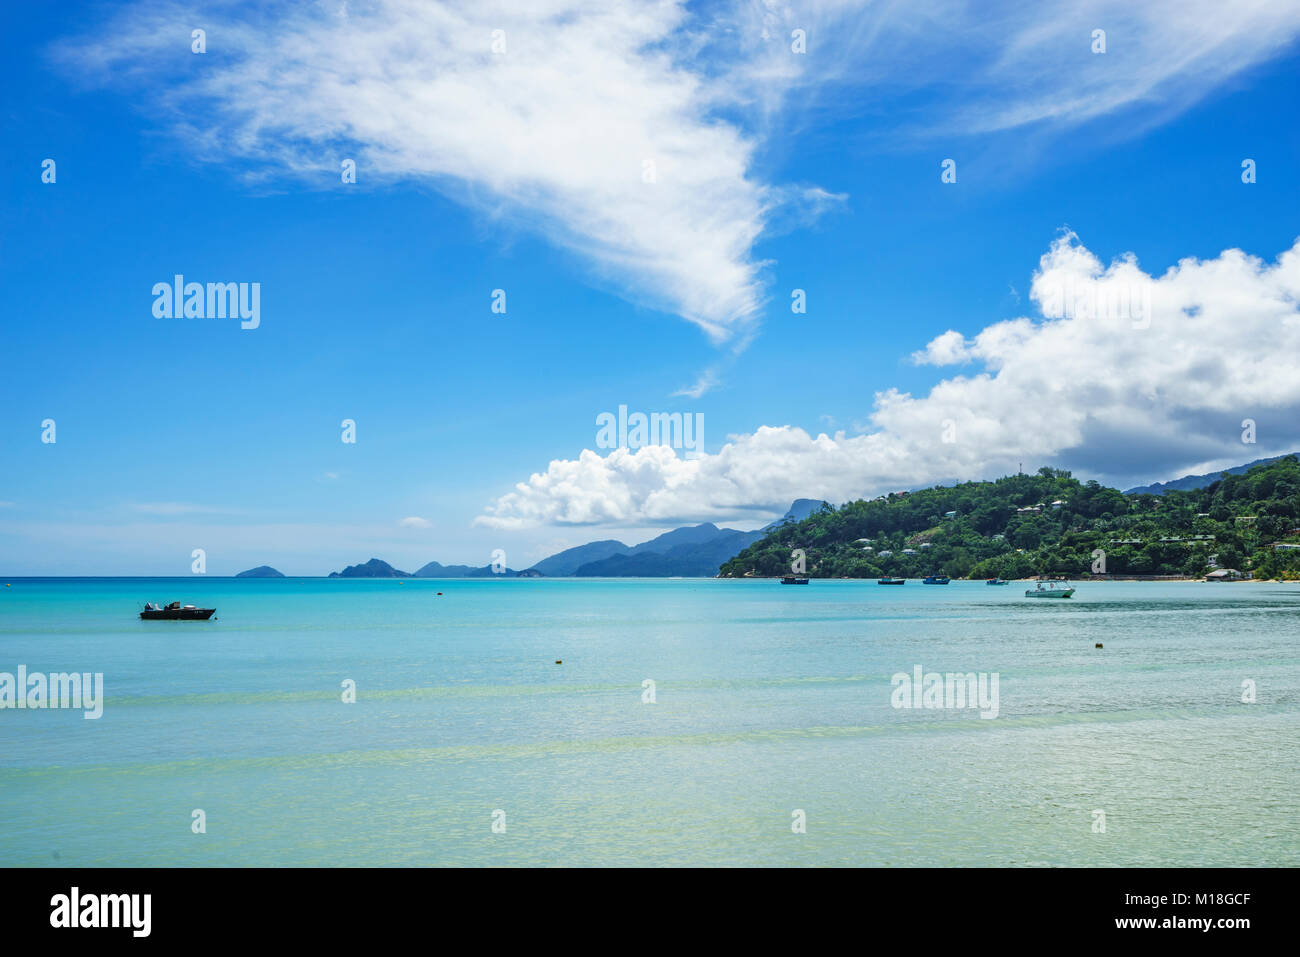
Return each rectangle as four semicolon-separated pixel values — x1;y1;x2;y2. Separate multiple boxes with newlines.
141;602;215;620
922;576;950;584
781;576;809;584
877;578;906;585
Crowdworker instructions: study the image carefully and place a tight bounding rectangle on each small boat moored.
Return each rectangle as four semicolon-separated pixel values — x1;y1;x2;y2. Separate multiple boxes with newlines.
1024;582;1074;599
780;576;809;584
877;577;906;585
140;601;216;620
922;576;949;584
986;578;1010;585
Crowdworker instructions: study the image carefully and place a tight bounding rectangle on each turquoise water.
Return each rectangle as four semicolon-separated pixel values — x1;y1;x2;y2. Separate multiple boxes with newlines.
1;577;1297;866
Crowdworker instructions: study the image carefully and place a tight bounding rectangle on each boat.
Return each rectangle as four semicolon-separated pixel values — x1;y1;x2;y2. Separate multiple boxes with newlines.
986;578;1010;585
1024;582;1074;599
877;577;906;585
140;601;216;620
780;576;809;584
922;576;949;584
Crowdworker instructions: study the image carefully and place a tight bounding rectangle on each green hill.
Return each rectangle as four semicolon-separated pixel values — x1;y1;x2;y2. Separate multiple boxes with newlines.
718;458;1300;580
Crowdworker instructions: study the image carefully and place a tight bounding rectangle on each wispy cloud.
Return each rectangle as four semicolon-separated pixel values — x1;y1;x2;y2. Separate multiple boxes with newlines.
56;0;808;344
53;0;1300;354
672;367;720;399
399;516;432;529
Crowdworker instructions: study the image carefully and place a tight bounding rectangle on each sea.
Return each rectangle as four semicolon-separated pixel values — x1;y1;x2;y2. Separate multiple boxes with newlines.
1;577;1297;866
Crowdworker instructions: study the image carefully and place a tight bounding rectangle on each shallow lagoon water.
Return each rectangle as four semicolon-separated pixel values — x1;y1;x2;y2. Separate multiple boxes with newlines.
1;577;1297;866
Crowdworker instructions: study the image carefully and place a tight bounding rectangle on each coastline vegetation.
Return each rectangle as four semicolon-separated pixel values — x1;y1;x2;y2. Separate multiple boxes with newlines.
718;456;1300;580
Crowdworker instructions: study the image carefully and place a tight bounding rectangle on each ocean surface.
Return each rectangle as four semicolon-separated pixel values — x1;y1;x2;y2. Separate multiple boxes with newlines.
1;577;1297;867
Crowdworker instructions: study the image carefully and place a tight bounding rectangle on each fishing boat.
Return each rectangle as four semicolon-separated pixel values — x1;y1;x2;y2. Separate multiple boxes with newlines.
1024;582;1074;599
922;576;949;584
140;601;216;620
780;576;809;584
877;577;906;585
986;578;1010;585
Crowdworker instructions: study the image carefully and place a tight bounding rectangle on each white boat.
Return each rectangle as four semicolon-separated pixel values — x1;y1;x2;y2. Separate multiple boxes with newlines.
1025;581;1074;598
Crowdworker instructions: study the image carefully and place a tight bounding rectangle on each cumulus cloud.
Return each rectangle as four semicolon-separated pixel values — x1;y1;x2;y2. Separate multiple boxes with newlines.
478;234;1300;528
912;330;970;366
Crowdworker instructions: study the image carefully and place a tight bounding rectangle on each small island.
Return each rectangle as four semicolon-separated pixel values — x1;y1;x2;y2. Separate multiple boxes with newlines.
234;565;286;578
328;558;410;578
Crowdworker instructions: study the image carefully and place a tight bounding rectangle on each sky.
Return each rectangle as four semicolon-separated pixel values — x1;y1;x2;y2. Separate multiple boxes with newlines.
2;0;1299;575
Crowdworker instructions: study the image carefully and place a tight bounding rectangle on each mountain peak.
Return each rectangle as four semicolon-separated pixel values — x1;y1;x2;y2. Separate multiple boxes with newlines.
328;558;410;578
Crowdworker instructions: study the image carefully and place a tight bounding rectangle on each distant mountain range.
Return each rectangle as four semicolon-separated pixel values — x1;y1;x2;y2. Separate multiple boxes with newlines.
323;499;827;579
1124;453;1300;495
327;558;518;578
528;498;826;577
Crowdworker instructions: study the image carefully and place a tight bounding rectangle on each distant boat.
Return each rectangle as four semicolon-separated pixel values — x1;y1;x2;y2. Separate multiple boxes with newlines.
1024;582;1074;599
922;576;949;584
140;601;216;620
780;576;809;584
877;577;906;585
985;578;1010;585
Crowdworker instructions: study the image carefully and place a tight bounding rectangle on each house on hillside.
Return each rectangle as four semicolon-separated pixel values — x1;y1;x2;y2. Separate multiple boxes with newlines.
1206;568;1248;581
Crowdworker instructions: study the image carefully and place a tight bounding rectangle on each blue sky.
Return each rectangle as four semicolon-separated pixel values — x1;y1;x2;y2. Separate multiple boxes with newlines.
3;1;1300;575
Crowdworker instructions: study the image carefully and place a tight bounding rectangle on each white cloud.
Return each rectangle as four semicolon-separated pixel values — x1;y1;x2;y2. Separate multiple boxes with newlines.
399;516;432;529
912;330;970;366
56;1;1300;349
59;0;796;344
478;233;1300;527
672;367;720;399
731;0;1300;141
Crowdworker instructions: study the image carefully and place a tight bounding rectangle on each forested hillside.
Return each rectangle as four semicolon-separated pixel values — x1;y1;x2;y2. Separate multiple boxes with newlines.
718;458;1300;580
